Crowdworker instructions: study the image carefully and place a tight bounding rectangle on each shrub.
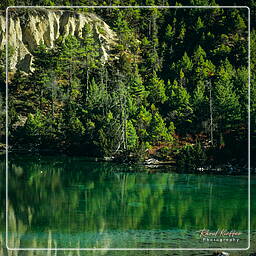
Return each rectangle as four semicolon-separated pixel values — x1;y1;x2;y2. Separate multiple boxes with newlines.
176;141;207;171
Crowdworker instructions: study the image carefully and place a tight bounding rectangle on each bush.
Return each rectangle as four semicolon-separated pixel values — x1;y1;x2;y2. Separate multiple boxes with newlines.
176;142;207;171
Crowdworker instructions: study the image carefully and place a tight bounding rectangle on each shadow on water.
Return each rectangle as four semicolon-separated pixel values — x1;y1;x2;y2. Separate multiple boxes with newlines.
0;155;255;255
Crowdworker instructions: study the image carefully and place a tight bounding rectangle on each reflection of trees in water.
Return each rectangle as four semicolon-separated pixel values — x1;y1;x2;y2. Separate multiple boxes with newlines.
0;157;252;251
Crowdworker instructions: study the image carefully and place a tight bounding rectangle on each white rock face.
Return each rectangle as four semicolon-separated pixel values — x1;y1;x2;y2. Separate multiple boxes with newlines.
0;9;117;72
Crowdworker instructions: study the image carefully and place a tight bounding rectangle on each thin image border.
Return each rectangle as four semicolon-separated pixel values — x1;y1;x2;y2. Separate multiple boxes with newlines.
5;5;251;251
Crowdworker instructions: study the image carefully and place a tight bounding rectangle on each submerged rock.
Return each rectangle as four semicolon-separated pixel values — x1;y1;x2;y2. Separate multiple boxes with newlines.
145;158;160;165
213;252;229;256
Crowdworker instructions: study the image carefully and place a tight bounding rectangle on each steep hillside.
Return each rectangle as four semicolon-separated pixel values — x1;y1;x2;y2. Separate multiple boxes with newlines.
0;5;254;170
1;9;117;72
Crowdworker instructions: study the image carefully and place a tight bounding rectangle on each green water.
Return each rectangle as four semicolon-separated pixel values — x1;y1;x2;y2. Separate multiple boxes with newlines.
0;156;252;252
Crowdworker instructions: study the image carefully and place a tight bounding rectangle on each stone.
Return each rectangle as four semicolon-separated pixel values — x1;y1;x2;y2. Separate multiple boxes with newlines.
0;9;117;73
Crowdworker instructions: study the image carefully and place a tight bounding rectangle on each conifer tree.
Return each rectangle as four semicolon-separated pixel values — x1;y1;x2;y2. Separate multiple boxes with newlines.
214;60;241;129
149;112;172;143
147;71;167;104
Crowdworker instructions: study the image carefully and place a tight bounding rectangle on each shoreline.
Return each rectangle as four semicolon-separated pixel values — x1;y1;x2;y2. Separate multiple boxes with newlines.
1;149;254;176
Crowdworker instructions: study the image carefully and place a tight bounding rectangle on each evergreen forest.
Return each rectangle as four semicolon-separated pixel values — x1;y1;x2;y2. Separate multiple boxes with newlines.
0;0;255;171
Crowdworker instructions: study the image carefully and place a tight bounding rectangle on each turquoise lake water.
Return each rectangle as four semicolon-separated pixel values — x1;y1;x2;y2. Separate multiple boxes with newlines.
0;155;255;255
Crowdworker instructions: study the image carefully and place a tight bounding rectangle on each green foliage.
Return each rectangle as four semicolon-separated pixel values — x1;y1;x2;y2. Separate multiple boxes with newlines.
192;81;209;126
180;52;193;73
176;142;207;171
25;111;45;138
137;106;152;139
230;9;247;32
128;69;148;103
3;6;253;167
0;94;5;140
193;45;206;63
251;77;256;132
214;60;241;127
147;71;167;104
195;17;204;31
192;45;215;82
167;80;193;130
126;120;138;150
69;116;85;137
234;67;248;120
165;24;174;39
149;112;173;143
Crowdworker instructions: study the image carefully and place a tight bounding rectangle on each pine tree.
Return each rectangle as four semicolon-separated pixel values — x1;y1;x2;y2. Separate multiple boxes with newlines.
214;60;241;129
149;112;172;143
192;81;209;131
128;67;148;104
195;17;204;32
137;106;152;140
126;120;138;150
167;80;193;132
230;9;246;33
147;71;167;104
234;67;248;122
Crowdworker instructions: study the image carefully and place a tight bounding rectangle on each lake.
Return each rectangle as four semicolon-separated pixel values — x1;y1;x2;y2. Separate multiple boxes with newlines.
0;155;255;255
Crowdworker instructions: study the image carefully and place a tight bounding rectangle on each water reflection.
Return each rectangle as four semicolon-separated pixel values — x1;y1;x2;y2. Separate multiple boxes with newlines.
0;156;250;250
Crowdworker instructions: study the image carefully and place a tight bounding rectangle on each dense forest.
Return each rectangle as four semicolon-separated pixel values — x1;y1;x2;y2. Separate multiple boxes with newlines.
0;0;255;171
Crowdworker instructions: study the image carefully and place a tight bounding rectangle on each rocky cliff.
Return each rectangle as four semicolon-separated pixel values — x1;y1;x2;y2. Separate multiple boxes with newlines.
0;9;117;73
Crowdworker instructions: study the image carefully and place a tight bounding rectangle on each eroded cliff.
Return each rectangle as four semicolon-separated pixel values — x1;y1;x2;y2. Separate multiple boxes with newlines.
0;9;117;73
